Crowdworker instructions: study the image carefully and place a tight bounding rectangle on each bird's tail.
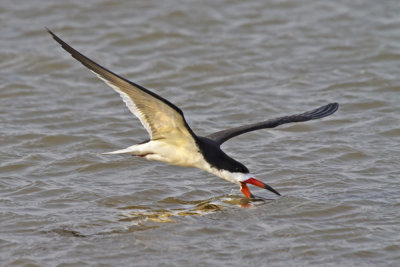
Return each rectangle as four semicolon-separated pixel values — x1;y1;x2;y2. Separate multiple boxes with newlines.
101;146;137;155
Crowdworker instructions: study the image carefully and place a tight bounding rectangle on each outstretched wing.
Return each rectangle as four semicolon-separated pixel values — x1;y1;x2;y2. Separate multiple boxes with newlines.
206;103;339;145
47;29;196;143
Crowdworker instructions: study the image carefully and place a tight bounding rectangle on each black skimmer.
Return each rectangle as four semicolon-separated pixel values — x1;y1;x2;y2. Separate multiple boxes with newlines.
47;29;339;199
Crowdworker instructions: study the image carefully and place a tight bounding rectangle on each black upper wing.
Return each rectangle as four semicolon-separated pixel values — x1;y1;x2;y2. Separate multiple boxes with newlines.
47;28;198;142
206;103;339;145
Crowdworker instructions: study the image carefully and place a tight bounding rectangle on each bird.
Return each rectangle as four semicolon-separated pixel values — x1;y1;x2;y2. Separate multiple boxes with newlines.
47;29;339;199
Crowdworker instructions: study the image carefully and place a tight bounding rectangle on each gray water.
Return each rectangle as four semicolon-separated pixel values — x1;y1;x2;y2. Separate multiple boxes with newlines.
1;0;400;266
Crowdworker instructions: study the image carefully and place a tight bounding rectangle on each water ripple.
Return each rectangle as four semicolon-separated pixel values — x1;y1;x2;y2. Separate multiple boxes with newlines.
1;0;400;266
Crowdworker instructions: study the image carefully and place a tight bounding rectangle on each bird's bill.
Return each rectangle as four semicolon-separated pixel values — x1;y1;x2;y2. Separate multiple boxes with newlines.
244;177;281;196
240;182;254;199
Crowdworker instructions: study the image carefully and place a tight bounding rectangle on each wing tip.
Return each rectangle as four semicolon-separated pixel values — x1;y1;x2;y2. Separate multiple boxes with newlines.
45;27;58;40
310;102;339;119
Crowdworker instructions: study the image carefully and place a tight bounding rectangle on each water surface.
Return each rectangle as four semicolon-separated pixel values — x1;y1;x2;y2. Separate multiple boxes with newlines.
1;0;400;266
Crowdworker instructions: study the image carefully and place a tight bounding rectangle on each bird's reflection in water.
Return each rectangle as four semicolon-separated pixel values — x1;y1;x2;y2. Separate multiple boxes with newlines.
118;194;275;223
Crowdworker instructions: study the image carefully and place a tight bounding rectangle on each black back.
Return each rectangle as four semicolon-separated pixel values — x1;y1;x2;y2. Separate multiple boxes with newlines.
196;136;249;173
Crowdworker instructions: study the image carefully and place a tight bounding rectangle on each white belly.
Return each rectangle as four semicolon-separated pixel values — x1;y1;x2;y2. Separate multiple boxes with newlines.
120;140;248;185
141;139;205;167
